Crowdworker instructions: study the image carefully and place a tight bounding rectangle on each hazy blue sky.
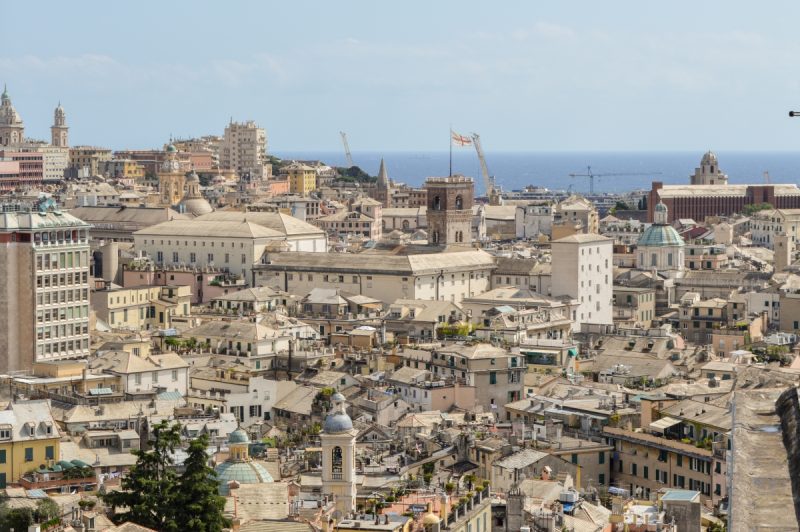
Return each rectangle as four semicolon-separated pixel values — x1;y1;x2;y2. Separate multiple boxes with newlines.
4;1;800;152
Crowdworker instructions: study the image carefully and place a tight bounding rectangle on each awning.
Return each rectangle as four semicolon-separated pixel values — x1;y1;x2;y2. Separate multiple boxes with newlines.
568;348;578;357
649;416;682;433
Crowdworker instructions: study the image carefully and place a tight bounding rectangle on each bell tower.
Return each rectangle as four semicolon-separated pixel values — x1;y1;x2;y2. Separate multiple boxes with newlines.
51;103;69;147
320;392;357;517
425;175;474;246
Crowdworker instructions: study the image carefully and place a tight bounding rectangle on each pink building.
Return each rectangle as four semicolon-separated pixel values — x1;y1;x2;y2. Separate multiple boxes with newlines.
0;151;43;190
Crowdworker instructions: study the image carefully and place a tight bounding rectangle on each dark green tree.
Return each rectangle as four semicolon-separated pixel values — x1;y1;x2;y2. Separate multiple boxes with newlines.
175;434;230;532
102;421;182;531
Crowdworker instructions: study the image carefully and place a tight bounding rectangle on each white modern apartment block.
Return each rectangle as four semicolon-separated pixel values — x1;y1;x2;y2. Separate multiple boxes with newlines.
550;233;613;328
222;120;269;178
0;203;91;372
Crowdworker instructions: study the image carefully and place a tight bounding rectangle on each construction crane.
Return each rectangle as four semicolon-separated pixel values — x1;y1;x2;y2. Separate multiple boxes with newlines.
470;133;501;205
568;166;662;195
339;131;354;167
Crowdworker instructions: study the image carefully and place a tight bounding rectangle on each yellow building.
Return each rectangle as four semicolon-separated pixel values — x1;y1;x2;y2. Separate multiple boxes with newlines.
286;163;317;196
90;284;192;331
0;400;61;487
99;159;146;181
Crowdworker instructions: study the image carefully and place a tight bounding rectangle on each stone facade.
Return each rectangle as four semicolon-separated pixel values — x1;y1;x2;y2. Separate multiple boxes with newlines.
425;175;474;246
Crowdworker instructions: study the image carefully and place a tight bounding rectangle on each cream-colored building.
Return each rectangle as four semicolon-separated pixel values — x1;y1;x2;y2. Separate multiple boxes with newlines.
554;195;599;234
255;249;495;304
90;284;191;331
222;120;269;178
750;208;800;249
0;204;91;373
69;146;112;176
134;212;326;283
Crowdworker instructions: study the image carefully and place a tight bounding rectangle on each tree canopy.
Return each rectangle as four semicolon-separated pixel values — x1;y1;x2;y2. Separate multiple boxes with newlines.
102;421;229;531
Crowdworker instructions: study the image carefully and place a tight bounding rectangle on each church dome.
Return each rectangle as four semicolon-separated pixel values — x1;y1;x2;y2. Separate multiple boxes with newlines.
214;461;273;495
186;171;200;182
166;144;178;153
637;224;685;247
654;202;667;214
323;413;353;433
323;392;353;433
701;150;717;166
180;198;213;216
228;428;250;444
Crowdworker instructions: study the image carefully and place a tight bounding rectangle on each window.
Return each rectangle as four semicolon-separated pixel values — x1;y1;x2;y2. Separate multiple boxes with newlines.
489;372;497;385
0;450;5;464
172;370;178;381
24;447;33;462
598;473;605;485
135;373;141;385
45;446;54;460
571;454;578;464
152;371;159;383
631;463;637;475
643;465;649;479
658;450;668;462
598;451;605;464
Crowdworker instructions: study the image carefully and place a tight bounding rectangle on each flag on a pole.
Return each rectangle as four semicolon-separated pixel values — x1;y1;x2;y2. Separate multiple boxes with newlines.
451;130;472;147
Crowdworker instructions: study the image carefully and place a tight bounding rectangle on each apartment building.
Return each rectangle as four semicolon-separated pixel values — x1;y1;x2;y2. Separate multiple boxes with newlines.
550;233;614;328
221;120;269;178
0;204;91;372
68;146;112;176
749;208;800;249
0;400;61;488
90;284;192;331
429;343;524;418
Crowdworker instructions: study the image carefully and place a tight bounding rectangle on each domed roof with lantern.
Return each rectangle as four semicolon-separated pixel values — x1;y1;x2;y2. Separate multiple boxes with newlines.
323;392;353;433
637;201;684;247
700;150;718;167
214;426;273;495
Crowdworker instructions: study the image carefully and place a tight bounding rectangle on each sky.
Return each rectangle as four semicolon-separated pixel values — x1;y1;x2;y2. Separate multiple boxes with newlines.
4;1;800;153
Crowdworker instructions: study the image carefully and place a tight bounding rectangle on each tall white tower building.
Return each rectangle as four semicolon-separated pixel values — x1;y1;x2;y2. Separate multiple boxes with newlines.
550;233;614;328
320;392;357;517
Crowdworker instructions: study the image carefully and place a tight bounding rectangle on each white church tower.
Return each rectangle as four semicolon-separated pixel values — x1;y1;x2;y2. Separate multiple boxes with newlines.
321;392;357;517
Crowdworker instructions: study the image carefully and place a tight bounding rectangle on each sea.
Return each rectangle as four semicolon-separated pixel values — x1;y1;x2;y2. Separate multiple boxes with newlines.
275;150;800;196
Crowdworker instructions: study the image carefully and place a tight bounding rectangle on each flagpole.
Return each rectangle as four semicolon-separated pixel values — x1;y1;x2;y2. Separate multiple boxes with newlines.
449;125;453;177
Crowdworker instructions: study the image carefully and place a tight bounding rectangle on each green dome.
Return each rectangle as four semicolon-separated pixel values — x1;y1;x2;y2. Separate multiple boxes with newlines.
166;144;178;153
228;428;250;444
637;224;685;247
214;461;273;495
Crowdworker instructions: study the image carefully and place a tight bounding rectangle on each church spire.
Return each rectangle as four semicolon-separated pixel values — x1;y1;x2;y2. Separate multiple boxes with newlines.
376;158;389;188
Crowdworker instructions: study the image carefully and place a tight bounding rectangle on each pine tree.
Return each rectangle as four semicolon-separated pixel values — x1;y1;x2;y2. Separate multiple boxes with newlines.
175;433;230;531
102;421;182;531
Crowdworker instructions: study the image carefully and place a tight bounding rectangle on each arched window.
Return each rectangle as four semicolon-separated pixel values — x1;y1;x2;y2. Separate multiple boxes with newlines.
332;446;343;479
455;195;463;210
432;231;439;244
433;196;441;210
402;220;410;230
651;253;657;267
